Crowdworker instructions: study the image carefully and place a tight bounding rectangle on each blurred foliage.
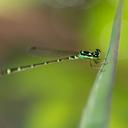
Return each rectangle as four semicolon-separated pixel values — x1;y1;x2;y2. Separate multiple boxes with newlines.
0;0;128;128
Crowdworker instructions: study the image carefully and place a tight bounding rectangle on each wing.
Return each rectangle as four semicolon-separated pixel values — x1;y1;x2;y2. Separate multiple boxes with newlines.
27;46;78;58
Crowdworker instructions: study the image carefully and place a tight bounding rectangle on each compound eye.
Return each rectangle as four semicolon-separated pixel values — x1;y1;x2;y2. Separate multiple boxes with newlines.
96;49;101;52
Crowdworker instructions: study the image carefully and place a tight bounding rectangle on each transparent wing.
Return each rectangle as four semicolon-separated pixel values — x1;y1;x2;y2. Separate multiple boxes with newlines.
27;46;78;58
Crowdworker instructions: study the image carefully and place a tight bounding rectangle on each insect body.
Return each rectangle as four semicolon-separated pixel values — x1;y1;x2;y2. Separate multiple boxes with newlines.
1;48;101;76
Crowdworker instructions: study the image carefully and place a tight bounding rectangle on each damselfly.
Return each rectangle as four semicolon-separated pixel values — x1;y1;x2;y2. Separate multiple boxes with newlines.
0;47;101;76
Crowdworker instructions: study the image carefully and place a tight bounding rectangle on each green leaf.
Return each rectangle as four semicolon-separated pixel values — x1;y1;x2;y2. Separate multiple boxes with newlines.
79;0;124;128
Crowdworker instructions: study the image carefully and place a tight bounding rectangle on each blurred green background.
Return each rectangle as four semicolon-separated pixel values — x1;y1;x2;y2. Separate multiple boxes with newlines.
0;0;128;128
